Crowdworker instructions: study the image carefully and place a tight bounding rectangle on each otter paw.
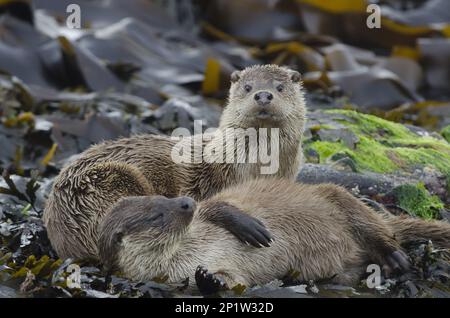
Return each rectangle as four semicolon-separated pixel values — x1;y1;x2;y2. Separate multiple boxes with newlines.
229;214;273;248
195;266;228;295
383;250;411;276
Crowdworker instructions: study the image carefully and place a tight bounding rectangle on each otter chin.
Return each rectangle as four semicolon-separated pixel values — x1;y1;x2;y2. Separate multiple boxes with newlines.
241;106;284;125
255;110;279;120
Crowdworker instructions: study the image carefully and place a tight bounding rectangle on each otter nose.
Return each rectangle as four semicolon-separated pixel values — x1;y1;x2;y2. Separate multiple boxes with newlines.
178;197;196;212
254;91;273;106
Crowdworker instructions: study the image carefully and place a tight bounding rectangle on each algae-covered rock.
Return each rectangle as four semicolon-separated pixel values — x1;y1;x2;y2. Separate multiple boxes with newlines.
305;110;450;175
441;125;450;143
303;110;450;204
390;183;444;219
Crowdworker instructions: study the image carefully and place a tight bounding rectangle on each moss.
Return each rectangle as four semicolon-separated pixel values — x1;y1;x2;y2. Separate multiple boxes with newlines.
393;147;450;175
328;109;413;139
447;175;450;195
391;183;444;219
309;124;337;134
307;141;347;163
316;124;337;130
304;110;450;176
441;125;450;143
307;138;398;173
349;137;399;172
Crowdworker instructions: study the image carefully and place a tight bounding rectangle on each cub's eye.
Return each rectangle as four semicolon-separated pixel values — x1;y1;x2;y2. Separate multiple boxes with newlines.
115;232;124;244
244;85;252;93
276;84;284;92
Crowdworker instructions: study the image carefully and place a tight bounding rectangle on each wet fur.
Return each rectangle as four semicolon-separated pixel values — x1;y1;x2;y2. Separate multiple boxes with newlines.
103;179;450;289
43;65;307;259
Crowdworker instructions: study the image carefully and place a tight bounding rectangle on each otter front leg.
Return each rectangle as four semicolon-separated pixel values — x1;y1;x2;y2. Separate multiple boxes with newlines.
198;201;273;248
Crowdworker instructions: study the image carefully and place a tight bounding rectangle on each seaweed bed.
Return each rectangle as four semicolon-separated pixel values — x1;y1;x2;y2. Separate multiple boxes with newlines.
1;0;450;298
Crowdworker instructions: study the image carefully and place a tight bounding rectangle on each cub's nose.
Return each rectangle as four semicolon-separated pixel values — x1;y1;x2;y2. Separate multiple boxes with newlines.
177;196;196;212
254;91;273;106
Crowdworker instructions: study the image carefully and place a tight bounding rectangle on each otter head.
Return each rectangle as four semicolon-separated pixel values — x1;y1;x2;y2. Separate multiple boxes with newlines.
98;195;196;269
221;64;305;129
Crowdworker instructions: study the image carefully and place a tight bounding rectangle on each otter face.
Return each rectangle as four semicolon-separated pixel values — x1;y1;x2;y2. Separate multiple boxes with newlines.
98;195;196;267
224;64;305;128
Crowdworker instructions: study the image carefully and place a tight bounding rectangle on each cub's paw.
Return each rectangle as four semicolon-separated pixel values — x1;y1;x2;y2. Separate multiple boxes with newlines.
229;214;273;248
195;266;228;296
383;250;411;277
211;202;273;248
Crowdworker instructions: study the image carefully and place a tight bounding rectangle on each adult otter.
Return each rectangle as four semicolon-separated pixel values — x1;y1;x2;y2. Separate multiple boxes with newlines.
98;179;450;293
43;65;306;260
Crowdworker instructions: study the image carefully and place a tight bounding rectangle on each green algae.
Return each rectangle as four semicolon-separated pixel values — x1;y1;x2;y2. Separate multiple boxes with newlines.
304;110;450;176
441;125;450;143
391;183;444;219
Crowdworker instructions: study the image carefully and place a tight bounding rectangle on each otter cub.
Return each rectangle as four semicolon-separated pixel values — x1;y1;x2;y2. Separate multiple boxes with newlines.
99;179;450;292
43;65;307;260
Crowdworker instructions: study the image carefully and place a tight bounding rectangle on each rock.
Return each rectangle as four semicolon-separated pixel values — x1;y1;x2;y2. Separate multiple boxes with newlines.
146;98;198;133
381;101;450;132
387;183;445;219
298;163;397;197
0;285;18;298
84;289;118;298
302;110;450;201
144;97;221;134
316;128;359;149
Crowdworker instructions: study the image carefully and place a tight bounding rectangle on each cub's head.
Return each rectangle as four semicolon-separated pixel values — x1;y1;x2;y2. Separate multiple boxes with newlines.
221;64;306;129
98;195;196;269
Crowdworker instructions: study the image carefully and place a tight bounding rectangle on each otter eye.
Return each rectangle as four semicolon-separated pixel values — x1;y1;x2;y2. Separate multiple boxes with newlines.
115;232;123;244
152;213;163;222
276;84;284;92
244;85;252;93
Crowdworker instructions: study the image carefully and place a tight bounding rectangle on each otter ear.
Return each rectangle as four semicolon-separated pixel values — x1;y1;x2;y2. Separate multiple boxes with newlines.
289;70;301;83
230;70;241;83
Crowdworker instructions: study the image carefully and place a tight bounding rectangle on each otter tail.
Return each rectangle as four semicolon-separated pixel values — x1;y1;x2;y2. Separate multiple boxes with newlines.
386;215;450;249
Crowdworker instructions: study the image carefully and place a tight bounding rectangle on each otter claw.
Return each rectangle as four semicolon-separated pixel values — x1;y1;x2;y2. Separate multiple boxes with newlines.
195;266;228;295
229;215;273;248
391;250;411;271
211;202;273;248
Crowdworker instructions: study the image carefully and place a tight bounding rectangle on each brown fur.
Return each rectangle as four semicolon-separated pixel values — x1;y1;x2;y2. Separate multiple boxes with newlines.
43;65;307;260
98;179;450;289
